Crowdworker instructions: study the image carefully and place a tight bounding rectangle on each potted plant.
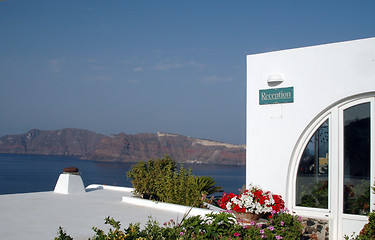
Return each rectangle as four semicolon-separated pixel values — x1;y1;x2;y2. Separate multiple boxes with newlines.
218;184;286;223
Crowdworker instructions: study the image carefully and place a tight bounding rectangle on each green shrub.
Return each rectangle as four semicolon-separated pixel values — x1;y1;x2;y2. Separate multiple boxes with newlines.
195;176;223;196
269;211;304;239
180;212;239;239
57;211;304;240
90;217;127;240
126;154;222;208
126;154;177;201
157;165;204;207
55;227;73;240
345;212;375;240
358;213;375;239
180;211;303;239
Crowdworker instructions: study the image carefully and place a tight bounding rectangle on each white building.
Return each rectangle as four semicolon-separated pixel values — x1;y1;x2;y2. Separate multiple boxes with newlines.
246;37;375;239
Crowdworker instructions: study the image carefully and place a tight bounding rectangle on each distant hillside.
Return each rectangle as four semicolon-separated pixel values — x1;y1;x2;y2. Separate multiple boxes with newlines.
0;129;246;165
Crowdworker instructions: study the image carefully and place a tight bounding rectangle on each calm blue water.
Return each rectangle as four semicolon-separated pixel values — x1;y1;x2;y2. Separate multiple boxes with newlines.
0;154;245;195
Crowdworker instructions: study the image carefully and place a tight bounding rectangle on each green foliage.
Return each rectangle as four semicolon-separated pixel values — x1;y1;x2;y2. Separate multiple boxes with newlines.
178;211;303;240
89;217;133;240
345;212;375;240
90;217;126;240
126;154;177;200
360;212;375;238
55;227;73;240
180;212;238;239
195;176;223;196
58;211;302;240
159;166;204;207
126;154;223;208
269;211;304;239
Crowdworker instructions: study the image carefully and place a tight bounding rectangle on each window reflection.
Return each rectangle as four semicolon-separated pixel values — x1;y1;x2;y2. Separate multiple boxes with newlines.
343;102;370;215
296;120;329;208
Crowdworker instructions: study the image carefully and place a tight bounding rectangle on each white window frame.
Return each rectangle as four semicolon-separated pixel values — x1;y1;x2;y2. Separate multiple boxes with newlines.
288;113;332;218
286;93;375;239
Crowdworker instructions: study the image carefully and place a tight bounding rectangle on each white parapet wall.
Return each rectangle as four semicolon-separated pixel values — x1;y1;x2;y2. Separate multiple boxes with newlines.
85;184;134;192
54;173;86;194
122;196;221;216
85;184;222;216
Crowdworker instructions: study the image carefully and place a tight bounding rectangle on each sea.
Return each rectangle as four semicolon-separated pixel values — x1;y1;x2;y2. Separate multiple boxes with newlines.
0;154;246;196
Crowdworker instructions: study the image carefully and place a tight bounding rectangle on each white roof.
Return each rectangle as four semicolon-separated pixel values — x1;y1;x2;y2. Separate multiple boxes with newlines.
0;184;220;240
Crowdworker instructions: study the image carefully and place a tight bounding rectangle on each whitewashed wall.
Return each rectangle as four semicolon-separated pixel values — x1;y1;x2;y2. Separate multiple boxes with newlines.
246;37;375;197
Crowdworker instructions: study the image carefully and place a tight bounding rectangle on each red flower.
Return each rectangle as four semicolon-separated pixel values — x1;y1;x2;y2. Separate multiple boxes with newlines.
218;192;240;209
218;185;286;214
271;194;285;212
253;189;263;199
218;193;229;209
259;196;266;205
233;205;244;212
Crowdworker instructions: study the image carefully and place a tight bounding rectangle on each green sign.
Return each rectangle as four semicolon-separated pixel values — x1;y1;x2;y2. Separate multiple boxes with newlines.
259;87;294;105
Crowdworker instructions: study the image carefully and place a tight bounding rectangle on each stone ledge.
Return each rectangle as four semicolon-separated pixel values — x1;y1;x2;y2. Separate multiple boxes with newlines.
301;217;329;240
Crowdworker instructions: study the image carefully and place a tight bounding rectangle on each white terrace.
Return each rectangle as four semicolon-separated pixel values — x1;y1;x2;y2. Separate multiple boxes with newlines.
0;173;220;240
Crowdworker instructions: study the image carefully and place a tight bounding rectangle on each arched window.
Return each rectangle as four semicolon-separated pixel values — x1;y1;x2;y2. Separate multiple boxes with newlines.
288;94;374;238
296;120;329;209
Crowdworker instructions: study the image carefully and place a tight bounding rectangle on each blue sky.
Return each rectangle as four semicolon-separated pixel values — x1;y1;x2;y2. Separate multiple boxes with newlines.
0;1;374;145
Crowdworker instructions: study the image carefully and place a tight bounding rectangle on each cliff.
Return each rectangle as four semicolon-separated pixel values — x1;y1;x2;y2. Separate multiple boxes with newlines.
0;129;246;165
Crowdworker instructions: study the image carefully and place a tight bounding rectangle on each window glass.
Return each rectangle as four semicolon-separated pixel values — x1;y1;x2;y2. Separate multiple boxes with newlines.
343;102;370;215
296;120;329;208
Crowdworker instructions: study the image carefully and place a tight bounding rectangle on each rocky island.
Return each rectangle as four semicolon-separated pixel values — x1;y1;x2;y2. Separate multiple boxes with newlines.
0;129;245;165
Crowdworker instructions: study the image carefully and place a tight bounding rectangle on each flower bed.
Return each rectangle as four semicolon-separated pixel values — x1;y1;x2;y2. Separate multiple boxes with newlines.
218;184;285;219
56;212;304;240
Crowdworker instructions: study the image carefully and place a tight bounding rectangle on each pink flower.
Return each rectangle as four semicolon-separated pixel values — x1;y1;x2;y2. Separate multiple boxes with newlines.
280;221;284;226
179;232;184;236
234;232;240;237
275;236;283;239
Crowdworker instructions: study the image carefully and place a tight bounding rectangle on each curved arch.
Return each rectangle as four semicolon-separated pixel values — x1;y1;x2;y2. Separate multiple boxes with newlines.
286;111;331;210
286;91;375;210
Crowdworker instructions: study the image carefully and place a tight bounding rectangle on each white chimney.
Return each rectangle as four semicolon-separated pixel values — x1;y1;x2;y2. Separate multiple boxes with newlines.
54;167;85;194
